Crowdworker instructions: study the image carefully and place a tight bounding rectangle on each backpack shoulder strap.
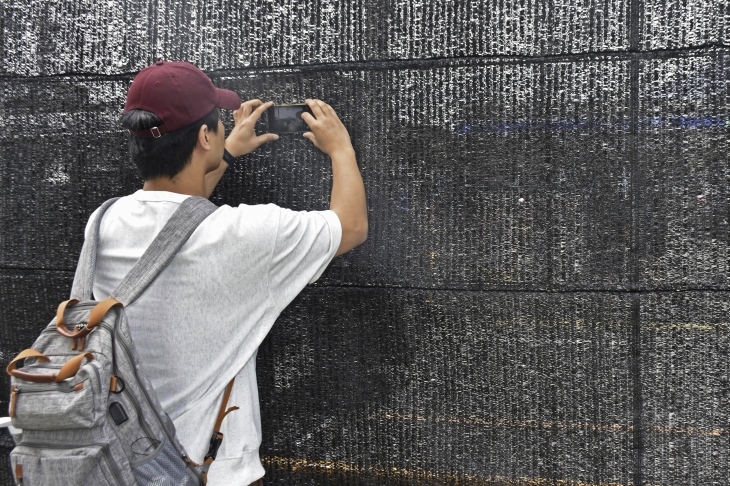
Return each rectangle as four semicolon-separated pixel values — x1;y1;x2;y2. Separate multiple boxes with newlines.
70;195;217;306
70;197;121;301
110;196;217;306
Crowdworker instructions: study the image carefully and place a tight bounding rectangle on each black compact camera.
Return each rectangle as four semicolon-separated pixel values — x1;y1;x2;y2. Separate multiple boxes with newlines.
266;104;313;133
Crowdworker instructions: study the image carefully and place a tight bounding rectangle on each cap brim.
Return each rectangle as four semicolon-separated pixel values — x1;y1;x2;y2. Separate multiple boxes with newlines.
216;88;242;110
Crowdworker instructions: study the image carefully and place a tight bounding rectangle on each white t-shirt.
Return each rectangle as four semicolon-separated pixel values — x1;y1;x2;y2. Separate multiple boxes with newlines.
86;189;342;485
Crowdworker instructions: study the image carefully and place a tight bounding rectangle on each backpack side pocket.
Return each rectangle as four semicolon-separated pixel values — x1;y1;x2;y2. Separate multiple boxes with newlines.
130;437;201;486
10;360;104;430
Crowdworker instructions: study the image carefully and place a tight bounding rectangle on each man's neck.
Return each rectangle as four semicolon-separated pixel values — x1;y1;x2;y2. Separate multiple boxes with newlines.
142;177;206;197
142;158;208;197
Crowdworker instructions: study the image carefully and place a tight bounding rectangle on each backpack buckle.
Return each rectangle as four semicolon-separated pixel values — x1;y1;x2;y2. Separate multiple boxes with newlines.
204;432;223;462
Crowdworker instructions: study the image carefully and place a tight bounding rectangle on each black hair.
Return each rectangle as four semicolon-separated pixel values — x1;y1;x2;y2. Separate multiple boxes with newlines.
120;107;220;180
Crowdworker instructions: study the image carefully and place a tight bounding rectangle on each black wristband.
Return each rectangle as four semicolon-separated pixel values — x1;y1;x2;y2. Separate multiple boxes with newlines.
222;148;236;165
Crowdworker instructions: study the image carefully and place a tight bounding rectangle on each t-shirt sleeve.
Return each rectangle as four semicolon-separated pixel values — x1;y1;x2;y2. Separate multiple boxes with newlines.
267;206;342;312
84;206;102;240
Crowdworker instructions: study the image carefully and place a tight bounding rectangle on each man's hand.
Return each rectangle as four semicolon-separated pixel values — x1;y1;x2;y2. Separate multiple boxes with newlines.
301;99;354;157
301;99;367;256
225;100;279;157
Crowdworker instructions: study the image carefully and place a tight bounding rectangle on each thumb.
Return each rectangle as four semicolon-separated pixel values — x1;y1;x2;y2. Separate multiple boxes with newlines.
303;132;316;143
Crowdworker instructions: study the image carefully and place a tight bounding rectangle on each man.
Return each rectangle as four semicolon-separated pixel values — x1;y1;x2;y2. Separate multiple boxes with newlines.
88;60;367;485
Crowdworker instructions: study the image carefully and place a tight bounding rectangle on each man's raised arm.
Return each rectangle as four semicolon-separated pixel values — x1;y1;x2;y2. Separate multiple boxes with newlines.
205;100;278;197
302;99;368;256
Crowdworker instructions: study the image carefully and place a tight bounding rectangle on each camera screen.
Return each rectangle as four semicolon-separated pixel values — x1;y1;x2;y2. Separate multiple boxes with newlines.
267;105;312;133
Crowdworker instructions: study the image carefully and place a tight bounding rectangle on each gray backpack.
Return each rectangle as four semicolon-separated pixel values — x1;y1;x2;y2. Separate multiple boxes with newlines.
7;196;237;485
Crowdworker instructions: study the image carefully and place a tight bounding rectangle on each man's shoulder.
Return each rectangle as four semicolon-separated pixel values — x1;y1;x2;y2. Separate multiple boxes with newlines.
211;201;283;225
87;194;290;243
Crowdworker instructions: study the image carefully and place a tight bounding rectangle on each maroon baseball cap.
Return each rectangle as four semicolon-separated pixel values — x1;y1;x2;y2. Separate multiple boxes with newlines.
125;60;242;138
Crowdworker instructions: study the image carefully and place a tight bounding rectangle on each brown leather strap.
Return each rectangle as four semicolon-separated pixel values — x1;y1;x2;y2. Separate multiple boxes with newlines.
183;456;200;468
55;353;94;381
7;350;93;383
200;378;239;471
56;297;122;342
56;298;88;339
88;297;123;329
213;379;239;433
9;370;55;383
15;463;22;480
56;299;79;330
6;349;50;376
10;385;18;418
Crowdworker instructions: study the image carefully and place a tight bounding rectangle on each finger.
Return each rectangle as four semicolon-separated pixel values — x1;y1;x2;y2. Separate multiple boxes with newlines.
316;99;329;116
243;99;263;110
318;100;339;121
303;132;316;142
306;99;326;120
231;103;243;122
322;102;338;119
241;99;263;119
233;103;246;125
255;133;279;146
248;101;273;124
300;112;316;126
238;102;251;120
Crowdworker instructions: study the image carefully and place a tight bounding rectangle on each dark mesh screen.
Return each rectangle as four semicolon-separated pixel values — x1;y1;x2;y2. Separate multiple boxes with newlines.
2;0;729;484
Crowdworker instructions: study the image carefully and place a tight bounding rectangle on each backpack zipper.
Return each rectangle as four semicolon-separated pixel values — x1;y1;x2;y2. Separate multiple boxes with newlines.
90;361;102;392
18;442;124;485
13;383;78;394
95;333;158;443
9;380;88;418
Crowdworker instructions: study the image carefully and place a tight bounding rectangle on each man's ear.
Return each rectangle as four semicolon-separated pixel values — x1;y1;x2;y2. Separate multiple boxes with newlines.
197;124;211;151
